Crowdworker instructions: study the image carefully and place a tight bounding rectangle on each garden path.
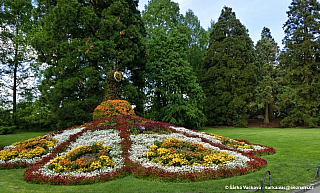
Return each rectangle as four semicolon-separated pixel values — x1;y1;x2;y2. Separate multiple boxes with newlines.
291;181;320;193
304;183;320;193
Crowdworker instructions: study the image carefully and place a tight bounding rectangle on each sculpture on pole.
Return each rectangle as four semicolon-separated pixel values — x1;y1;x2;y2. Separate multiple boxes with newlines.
93;68;135;121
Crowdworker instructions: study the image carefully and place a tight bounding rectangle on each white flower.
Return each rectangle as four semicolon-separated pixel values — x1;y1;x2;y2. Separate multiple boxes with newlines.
52;127;86;147
129;133;250;173
170;126;266;151
0;127;86;164
39;129;123;177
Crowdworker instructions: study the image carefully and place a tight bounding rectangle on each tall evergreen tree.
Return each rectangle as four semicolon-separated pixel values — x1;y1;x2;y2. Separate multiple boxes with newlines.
279;0;320;127
142;0;206;129
202;6;257;127
0;0;35;126
33;0;146;129
255;27;279;123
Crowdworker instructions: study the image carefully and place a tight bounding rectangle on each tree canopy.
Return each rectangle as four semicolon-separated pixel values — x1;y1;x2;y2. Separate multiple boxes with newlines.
255;27;279;124
279;0;320;127
0;0;35;127
3;0;320;131
142;0;206;129
32;0;146;129
202;6;257;127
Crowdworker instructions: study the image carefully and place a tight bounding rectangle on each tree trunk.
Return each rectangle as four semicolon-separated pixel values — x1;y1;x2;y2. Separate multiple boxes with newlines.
268;102;275;120
13;62;17;125
13;41;19;126
13;22;20;126
264;102;269;124
104;70;121;100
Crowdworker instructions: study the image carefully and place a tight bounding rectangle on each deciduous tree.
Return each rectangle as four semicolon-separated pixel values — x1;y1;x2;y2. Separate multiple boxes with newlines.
142;0;206;129
0;0;35;126
183;10;208;80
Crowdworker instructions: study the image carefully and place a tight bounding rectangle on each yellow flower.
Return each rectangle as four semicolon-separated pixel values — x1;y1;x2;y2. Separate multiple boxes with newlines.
96;141;104;146
168;157;188;166
150;145;158;151
99;155;114;166
45;139;57;148
103;145;110;151
157;148;169;155
145;139;238;167
90;161;102;170
145;151;156;158
228;155;235;160
12;136;42;147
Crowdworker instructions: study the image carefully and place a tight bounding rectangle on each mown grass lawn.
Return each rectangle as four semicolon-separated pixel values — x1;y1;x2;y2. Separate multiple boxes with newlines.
0;127;319;193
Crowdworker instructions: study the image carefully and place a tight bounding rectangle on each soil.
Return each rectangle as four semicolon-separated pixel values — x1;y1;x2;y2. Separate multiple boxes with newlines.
247;118;282;128
80;153;99;161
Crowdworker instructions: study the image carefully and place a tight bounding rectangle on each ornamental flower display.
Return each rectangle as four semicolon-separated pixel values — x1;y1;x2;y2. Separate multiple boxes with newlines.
144;137;236;167
208;133;254;149
0;136;56;162
93;100;135;120
32;128;124;182
48;142;115;173
0;127;85;169
0;115;275;185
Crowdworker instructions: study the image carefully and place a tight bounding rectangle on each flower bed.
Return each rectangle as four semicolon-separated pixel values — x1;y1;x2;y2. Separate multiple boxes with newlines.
130;134;249;172
1;115;275;184
145;137;236;166
0;127;86;169
47;142;115;173
0;136;57;162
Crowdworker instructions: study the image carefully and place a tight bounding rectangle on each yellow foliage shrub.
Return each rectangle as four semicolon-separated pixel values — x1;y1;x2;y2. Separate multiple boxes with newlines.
93;100;135;120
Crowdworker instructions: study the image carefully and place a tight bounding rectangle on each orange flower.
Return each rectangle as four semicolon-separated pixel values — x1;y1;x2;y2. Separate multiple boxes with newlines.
93;100;135;120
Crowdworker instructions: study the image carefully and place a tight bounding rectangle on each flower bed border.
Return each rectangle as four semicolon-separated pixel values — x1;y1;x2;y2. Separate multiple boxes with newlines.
127;124;275;182
0;115;277;184
22;120;130;185
0;127;85;170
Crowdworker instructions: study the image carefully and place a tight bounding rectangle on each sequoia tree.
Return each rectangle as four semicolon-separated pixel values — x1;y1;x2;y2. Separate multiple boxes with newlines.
142;0;206;129
255;27;279;123
279;0;320;127
33;0;146;129
202;6;257;127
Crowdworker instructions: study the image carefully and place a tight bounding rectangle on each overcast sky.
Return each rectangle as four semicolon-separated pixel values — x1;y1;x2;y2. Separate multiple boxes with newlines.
138;0;294;49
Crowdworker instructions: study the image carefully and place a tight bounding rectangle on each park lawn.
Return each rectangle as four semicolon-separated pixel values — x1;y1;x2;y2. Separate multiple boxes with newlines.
0;128;319;193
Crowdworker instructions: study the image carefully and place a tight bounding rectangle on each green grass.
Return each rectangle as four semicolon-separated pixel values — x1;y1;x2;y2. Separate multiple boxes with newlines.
1;128;320;193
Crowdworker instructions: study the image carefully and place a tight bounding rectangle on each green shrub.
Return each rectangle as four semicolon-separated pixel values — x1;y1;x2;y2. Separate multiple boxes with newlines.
0;126;16;135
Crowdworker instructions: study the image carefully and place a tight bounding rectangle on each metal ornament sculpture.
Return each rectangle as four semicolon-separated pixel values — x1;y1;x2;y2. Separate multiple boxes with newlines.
114;71;122;82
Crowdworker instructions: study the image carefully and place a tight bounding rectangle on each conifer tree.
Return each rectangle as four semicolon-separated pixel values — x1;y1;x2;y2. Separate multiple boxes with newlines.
33;0;146;128
142;0;206;129
202;6;257;127
255;27;279;123
279;0;320;127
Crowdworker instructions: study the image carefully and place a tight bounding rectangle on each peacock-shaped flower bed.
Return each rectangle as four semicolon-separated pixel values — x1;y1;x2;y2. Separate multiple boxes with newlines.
0;115;275;185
